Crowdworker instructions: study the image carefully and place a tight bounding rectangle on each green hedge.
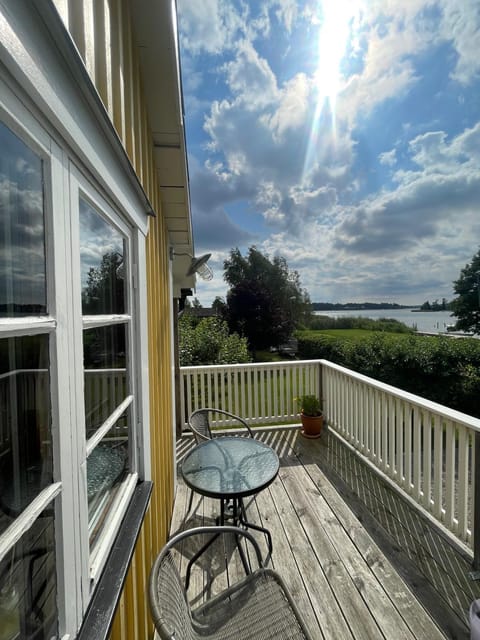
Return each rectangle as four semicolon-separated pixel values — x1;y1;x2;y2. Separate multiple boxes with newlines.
297;331;480;418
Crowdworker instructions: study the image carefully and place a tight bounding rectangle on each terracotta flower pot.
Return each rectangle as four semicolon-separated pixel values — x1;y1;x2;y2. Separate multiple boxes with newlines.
300;412;323;439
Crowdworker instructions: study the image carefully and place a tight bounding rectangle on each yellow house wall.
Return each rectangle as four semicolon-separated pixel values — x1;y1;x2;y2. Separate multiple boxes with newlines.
51;1;176;637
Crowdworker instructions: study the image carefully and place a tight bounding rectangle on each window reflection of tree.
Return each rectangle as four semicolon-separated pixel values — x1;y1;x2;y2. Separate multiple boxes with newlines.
82;248;126;370
82;251;125;315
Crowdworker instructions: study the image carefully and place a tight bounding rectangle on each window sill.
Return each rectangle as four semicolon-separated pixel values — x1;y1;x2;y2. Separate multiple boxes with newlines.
76;481;152;640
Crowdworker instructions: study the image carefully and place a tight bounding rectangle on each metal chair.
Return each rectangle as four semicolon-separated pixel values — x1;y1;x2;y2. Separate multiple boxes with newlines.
149;525;313;640
188;407;254;442
186;408;254;515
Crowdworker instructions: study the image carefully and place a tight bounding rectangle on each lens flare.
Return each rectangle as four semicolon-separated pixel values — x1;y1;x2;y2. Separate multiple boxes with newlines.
303;0;362;181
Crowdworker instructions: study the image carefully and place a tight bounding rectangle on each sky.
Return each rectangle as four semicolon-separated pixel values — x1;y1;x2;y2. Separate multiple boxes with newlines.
176;0;480;306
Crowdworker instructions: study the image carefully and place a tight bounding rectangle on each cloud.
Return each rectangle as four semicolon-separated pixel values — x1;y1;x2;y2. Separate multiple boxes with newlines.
379;149;397;166
336;172;480;258
192;206;256;251
177;0;245;55
440;0;480;85
274;0;298;33
0;175;46;306
223;40;278;109
178;0;480;305
266;73;310;140
187;160;256;252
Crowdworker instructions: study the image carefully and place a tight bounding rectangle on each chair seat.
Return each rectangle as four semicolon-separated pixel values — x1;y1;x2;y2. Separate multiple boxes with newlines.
192;568;309;639
149;526;312;640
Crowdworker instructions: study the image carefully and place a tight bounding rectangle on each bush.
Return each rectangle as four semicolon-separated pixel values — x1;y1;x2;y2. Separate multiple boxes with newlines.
179;315;251;366
297;331;480;417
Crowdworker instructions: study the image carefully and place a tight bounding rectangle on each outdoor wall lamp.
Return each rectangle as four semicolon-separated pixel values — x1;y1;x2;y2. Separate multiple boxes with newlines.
170;247;213;281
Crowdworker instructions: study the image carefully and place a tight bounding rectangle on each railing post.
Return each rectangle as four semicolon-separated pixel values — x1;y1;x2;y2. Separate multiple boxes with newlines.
473;431;480;571
319;360;324;421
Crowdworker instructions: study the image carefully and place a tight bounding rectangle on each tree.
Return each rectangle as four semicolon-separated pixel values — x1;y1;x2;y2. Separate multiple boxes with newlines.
451;248;480;334
223;246;311;350
82;252;125;366
212;296;227;316
82;251;125;314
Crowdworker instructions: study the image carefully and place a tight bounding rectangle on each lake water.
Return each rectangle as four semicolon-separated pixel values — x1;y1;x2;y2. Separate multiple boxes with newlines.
315;308;456;334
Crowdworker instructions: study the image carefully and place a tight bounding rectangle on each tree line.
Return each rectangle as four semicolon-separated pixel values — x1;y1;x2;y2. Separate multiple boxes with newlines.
178;245;480;416
419;298;453;311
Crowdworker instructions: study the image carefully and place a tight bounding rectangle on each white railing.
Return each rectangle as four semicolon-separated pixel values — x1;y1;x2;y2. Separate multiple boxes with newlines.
180;359;480;551
323;360;480;549
84;368;127;433
0;369;127;453
180;360;320;428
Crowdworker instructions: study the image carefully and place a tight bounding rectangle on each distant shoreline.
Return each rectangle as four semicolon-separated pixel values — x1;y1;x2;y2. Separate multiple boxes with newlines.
410;308;450;313
312;303;418;311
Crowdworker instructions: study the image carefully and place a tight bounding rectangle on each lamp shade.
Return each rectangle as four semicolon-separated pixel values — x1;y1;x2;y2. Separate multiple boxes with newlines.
186;253;213;280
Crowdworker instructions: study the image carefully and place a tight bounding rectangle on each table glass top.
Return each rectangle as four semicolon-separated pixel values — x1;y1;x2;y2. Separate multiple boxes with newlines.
182;436;279;498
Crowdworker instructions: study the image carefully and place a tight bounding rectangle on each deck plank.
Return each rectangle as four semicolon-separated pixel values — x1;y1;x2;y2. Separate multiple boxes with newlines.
170;430;470;639
280;461;416;640
268;466;354;640
300;460;446;640
300;430;471;637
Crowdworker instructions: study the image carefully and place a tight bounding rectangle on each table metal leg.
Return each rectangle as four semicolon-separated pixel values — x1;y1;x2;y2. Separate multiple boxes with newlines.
184;492;273;591
238;498;273;553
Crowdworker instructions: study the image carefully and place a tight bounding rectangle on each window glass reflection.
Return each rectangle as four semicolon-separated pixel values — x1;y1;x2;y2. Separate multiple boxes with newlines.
0;121;46;317
87;431;129;547
0;336;51;537
79;199;126;315
83;325;127;436
0;508;57;640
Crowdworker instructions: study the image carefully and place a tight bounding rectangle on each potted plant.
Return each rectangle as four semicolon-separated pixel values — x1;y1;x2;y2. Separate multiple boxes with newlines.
295;394;323;438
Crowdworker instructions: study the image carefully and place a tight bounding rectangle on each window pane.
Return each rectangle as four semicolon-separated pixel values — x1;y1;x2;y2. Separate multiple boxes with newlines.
0;121;46;316
87;431;129;547
83;325;127;436
0;336;51;537
0;508;57;640
79;199;126;315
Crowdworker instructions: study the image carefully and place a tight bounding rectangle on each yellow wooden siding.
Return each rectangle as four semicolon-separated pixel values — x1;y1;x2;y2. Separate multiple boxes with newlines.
51;1;177;637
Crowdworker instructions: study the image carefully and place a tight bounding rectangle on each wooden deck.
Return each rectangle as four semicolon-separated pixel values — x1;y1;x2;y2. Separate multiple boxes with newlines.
172;427;474;639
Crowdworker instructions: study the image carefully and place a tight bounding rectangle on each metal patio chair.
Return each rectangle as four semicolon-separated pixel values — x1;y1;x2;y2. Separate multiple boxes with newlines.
149;525;313;640
188;407;254;442
186;408;255;514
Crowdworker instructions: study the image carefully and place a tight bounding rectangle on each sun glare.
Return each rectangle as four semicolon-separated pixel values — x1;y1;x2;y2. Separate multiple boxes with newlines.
303;0;362;181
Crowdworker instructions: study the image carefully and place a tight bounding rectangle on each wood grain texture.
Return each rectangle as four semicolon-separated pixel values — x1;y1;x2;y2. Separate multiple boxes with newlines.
170;428;464;639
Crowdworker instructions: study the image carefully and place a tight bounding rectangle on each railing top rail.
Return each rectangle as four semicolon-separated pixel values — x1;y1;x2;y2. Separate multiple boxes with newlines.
321;359;480;431
0;368;49;380
180;359;319;373
84;369;126;373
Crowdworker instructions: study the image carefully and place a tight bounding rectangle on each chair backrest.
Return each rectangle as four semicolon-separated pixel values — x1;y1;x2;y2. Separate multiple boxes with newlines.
149;547;194;640
149;526;312;640
188;409;212;442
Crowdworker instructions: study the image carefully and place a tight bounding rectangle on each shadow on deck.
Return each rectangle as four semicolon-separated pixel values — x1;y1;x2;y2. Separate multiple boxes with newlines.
173;426;474;639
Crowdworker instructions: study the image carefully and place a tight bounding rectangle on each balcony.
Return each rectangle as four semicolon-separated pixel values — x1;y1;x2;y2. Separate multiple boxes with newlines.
174;359;480;639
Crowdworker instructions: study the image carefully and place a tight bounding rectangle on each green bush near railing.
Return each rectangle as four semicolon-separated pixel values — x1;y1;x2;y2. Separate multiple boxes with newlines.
297;331;480;417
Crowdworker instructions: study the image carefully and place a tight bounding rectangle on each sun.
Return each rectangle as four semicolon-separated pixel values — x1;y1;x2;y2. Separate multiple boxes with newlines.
315;0;360;109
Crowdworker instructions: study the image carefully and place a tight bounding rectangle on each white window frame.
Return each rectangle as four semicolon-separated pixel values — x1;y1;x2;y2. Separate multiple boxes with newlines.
68;166;140;590
0;71;149;638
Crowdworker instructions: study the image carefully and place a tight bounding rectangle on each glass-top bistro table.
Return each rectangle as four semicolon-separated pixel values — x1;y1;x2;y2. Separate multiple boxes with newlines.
181;436;280;582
